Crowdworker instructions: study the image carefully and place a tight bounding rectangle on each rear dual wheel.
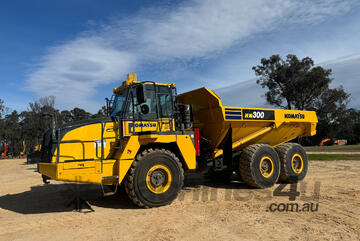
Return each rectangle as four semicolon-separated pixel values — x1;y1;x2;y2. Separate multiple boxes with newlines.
275;143;308;183
239;144;280;188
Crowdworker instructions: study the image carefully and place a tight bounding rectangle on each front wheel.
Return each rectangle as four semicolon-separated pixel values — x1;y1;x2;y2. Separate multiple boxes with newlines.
124;148;184;208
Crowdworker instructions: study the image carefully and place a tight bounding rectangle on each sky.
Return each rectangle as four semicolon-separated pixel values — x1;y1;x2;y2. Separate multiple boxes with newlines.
1;0;360;113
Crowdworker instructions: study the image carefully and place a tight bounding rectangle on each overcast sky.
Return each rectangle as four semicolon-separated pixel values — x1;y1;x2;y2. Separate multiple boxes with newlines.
1;0;360;112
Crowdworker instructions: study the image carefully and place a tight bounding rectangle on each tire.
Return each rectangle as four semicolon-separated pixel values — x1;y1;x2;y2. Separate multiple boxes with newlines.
275;143;308;183
239;144;280;188
124;148;184;208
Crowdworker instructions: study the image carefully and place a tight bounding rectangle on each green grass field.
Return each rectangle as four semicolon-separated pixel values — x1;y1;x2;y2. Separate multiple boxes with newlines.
308;154;360;160
304;144;360;152
304;144;360;160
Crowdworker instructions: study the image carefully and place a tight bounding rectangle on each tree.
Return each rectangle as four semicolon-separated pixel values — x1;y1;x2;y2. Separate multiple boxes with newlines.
0;99;5;138
312;86;350;124
20;96;58;153
2;111;21;155
70;108;91;122
332;108;360;144
91;106;107;119
0;99;4;118
0;99;8;119
59;110;72;124
253;54;335;110
253;54;351;145
0;100;12;154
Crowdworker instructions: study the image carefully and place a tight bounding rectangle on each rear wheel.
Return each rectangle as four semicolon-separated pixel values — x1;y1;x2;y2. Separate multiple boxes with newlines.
239;144;280;188
275;143;308;183
124;148;184;208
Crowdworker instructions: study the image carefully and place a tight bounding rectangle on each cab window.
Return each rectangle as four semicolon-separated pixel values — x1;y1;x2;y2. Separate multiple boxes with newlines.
127;85;157;120
110;91;127;118
158;86;173;118
126;85;174;120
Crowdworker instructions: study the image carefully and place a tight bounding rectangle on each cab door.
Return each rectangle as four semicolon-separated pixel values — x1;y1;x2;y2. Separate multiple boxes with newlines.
122;84;175;135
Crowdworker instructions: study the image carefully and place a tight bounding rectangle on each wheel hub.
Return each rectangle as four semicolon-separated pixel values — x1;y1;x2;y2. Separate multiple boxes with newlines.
146;164;172;194
261;161;269;172
150;170;165;186
293;158;300;169
291;154;304;174
259;156;274;178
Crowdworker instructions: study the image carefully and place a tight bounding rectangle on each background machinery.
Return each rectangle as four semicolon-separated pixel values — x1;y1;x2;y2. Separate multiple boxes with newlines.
20;140;26;157
0;141;8;158
38;74;318;208
27;144;42;164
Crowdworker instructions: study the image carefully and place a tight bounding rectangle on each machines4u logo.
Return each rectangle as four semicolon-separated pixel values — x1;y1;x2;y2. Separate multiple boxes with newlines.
284;113;305;119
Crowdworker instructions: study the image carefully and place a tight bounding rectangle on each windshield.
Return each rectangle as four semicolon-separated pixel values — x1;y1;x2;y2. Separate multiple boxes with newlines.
110;91;128;117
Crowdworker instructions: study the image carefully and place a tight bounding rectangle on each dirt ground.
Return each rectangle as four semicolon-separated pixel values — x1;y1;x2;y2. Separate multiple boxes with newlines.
0;159;359;241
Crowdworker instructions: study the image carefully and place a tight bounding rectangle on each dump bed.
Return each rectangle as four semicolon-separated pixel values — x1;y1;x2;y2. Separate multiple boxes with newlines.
177;88;318;158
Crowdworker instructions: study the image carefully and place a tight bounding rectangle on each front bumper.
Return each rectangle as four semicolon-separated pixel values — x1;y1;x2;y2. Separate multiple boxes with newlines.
38;163;58;180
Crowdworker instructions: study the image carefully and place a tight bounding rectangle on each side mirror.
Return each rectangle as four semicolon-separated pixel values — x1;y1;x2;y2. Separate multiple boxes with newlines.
136;85;146;104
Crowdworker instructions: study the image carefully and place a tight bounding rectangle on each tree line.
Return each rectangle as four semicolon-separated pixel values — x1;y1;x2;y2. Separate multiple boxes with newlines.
0;97;106;156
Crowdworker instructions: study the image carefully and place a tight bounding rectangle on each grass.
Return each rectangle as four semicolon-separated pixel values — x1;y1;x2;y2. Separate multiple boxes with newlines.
308;153;360;160
304;144;360;152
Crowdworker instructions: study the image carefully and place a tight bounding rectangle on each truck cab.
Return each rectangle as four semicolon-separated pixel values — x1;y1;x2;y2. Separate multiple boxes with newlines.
109;74;178;135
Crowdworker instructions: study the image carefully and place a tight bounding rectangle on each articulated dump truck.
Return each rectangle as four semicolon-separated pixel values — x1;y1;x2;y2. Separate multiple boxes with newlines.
38;74;318;208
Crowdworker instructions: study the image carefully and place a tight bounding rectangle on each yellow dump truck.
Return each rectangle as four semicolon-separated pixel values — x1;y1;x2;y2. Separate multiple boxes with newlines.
38;74;318;208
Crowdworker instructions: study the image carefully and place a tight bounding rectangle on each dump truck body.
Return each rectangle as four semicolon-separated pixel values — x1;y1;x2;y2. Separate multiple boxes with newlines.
177;87;317;158
38;74;317;208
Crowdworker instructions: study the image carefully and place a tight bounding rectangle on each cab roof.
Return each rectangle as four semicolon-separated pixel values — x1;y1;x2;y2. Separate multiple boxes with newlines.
113;73;175;95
